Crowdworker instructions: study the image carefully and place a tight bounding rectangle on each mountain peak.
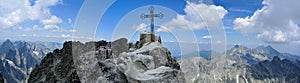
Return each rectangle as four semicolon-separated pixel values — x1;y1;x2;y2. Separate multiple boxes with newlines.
1;39;14;49
234;45;240;48
232;45;248;49
255;45;280;55
3;39;12;44
233;44;245;48
265;45;274;50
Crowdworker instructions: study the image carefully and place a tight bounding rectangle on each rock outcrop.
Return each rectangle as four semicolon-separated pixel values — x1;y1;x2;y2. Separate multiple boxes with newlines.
111;38;128;57
28;41;80;83
118;42;185;83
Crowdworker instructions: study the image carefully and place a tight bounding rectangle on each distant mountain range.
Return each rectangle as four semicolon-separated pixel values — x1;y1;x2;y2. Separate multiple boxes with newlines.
179;45;300;82
0;40;61;83
227;45;300;64
178;45;300;64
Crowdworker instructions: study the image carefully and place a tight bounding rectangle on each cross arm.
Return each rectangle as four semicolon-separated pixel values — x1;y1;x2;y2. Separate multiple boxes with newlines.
154;13;164;19
140;14;151;19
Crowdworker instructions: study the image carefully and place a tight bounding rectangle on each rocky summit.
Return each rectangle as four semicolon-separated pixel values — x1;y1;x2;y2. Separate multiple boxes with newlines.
28;33;185;82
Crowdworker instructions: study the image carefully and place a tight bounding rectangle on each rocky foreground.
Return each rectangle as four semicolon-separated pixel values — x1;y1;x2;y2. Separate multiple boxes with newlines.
28;38;185;83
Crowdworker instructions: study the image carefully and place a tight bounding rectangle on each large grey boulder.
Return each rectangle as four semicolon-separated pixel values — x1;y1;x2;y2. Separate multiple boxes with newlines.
111;38;128;56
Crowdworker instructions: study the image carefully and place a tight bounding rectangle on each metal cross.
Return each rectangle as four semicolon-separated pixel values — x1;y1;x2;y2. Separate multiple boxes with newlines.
141;6;164;42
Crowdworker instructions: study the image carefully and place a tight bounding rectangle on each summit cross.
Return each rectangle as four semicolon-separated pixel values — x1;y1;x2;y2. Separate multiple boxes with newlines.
141;6;164;42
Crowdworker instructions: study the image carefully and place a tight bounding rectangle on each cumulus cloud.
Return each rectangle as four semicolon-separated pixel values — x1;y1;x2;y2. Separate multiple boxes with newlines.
0;0;63;29
159;1;227;31
157;26;171;32
233;0;300;43
44;25;60;31
61;34;71;38
134;23;147;32
68;18;72;24
16;25;42;31
44;25;76;32
202;35;212;39
41;16;62;25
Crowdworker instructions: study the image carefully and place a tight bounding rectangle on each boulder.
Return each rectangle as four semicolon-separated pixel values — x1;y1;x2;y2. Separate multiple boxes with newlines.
117;42;185;83
111;38;128;56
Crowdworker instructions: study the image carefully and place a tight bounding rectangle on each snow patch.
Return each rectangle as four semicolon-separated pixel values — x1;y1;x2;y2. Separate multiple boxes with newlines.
33;51;39;56
6;59;15;66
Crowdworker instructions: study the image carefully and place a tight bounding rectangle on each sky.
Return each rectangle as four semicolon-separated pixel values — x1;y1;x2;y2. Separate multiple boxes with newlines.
0;0;299;55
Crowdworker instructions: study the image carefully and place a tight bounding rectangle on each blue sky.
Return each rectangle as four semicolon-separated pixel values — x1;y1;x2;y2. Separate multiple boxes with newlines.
0;0;299;55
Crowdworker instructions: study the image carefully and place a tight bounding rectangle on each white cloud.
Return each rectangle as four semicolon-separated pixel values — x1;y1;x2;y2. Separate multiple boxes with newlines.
61;34;71;38
215;40;222;44
41;16;62;25
233;0;300;43
159;1;227;31
0;0;63;29
68;18;72;24
69;29;77;32
202;35;212;39
44;25;60;31
157;26;171;32
32;25;40;30
134;23;147;32
44;24;76;32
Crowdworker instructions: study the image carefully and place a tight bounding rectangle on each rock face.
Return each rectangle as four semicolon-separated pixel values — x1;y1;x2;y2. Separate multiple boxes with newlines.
29;37;184;82
28;41;80;83
0;73;4;83
118;42;185;83
0;40;61;83
111;38;128;56
178;57;210;83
